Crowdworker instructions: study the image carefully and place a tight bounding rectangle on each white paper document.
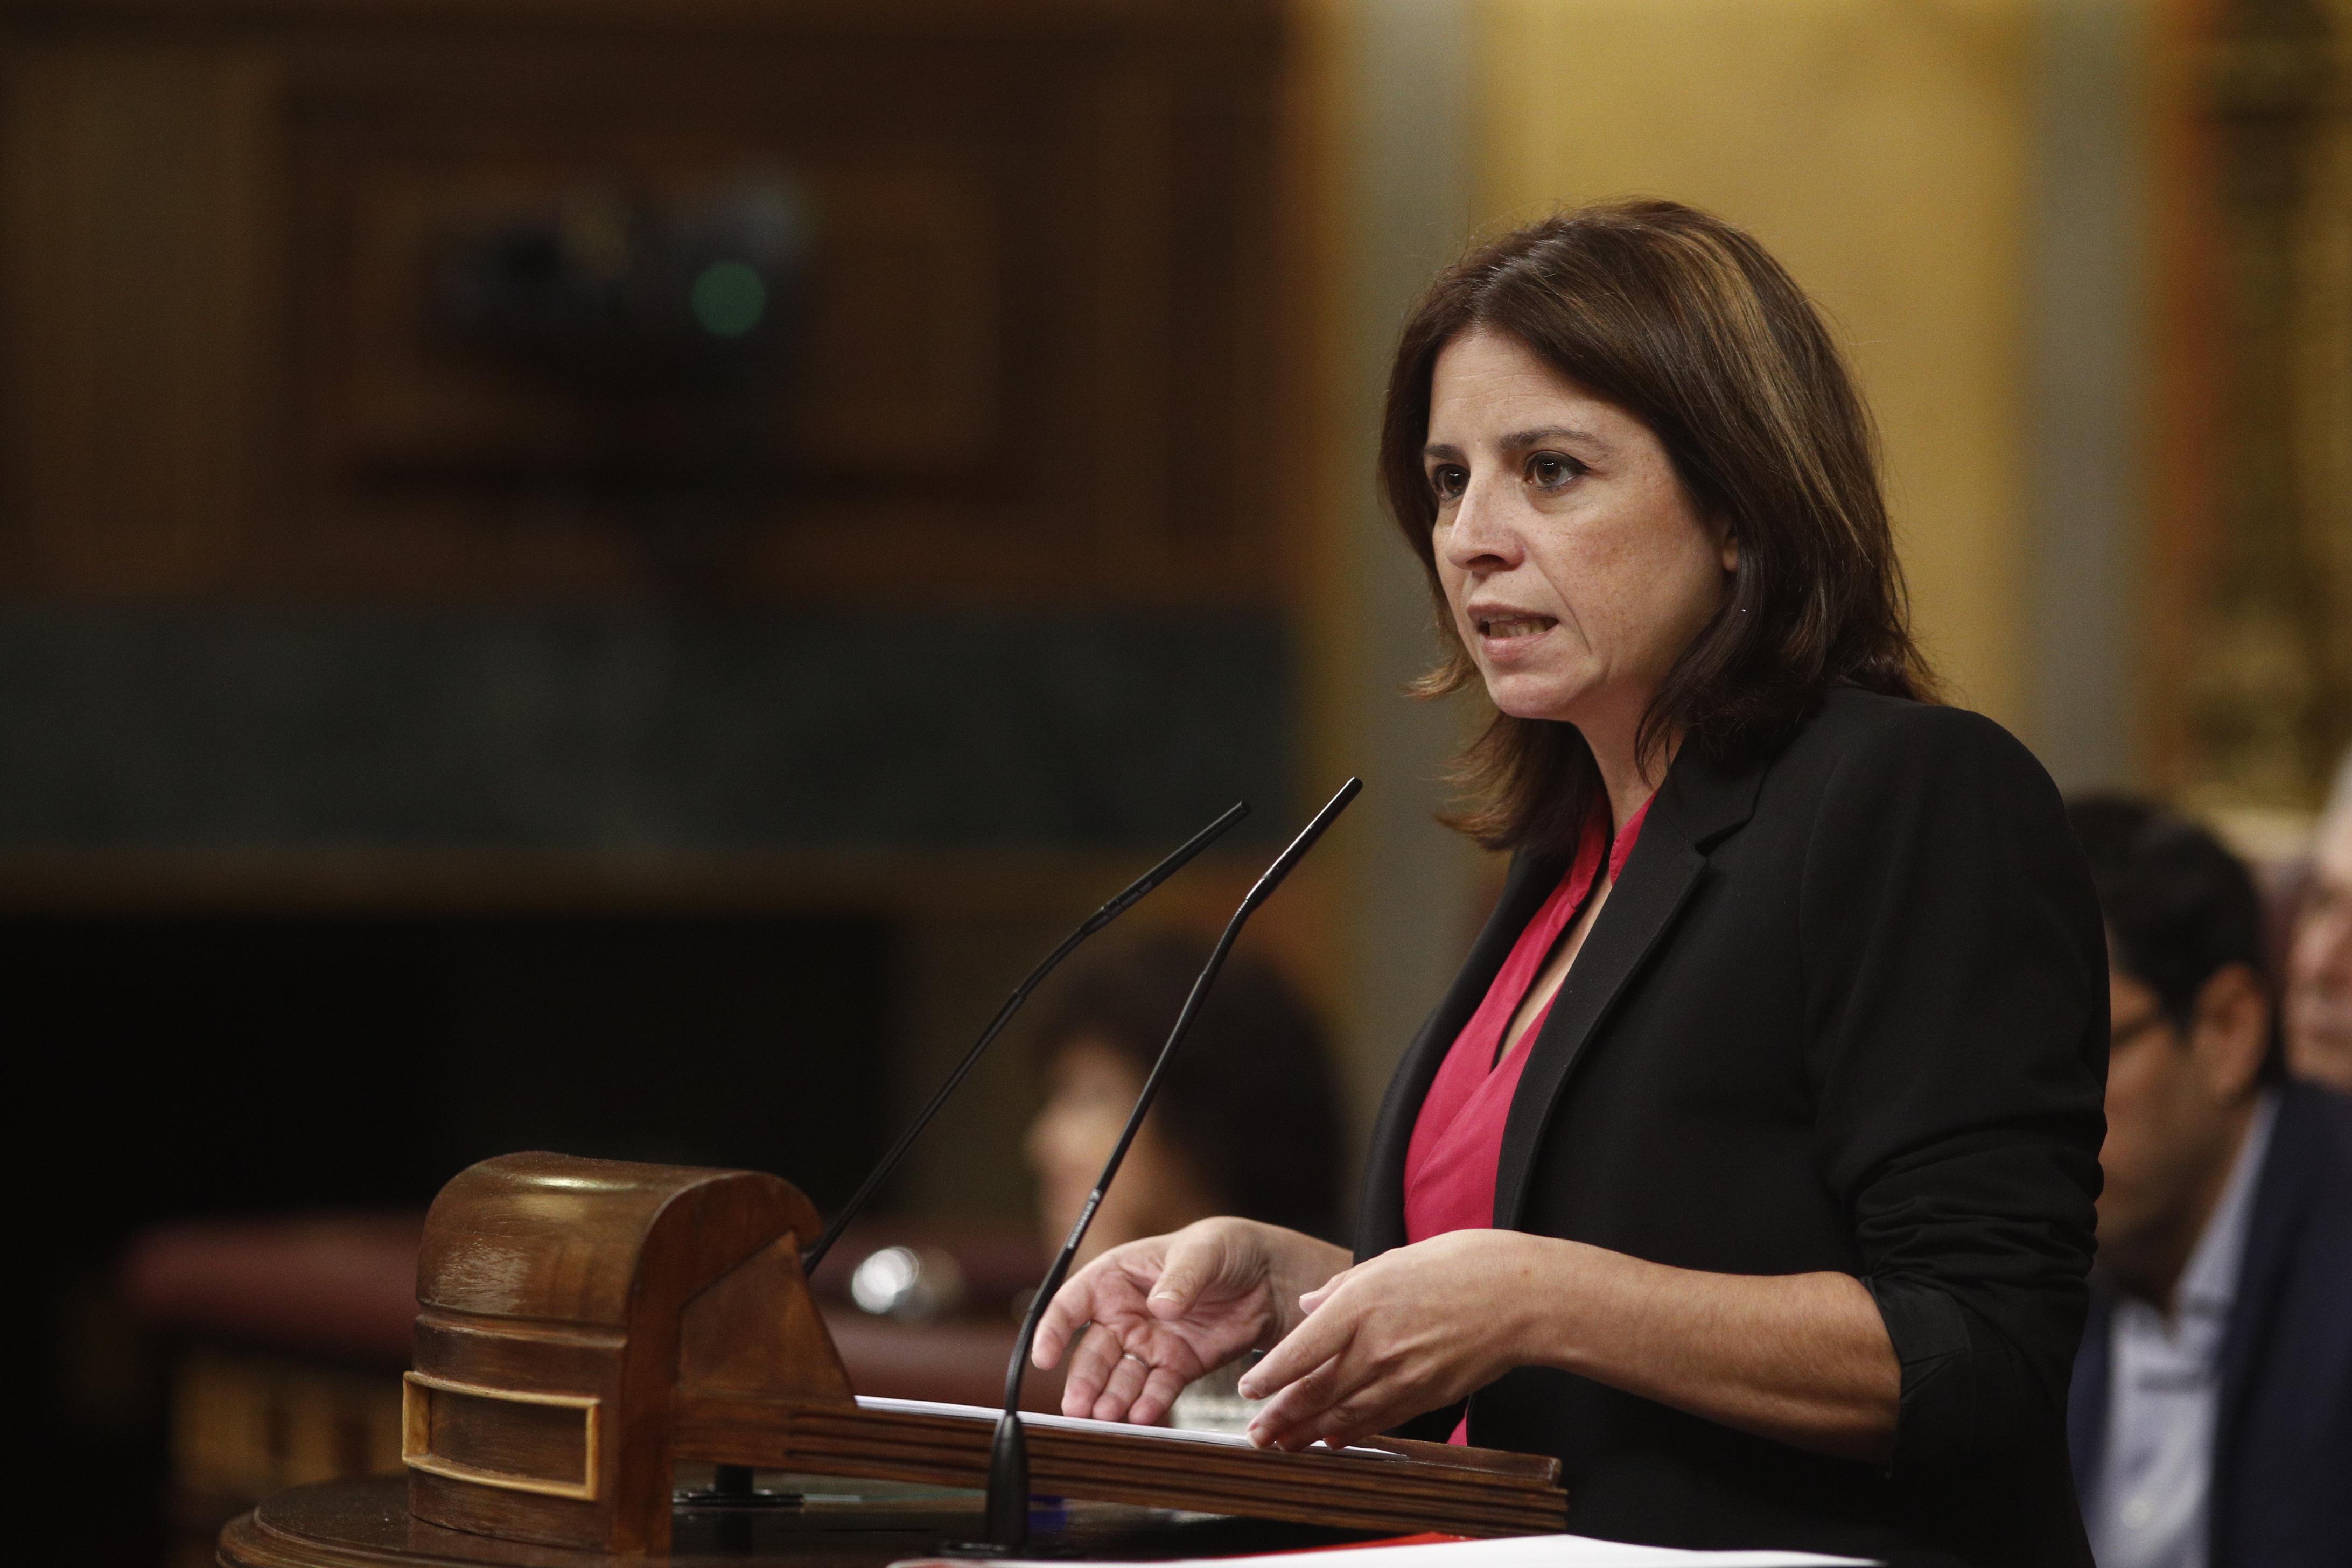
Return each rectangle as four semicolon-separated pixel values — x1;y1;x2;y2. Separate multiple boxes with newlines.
856;1395;1404;1460
897;1531;1873;1567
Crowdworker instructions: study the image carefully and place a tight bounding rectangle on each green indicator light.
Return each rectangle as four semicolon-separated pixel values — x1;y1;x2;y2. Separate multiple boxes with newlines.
690;260;767;338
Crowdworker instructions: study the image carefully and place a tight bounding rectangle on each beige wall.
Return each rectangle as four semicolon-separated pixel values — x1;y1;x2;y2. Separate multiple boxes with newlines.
1294;0;1495;1146
1470;0;2038;727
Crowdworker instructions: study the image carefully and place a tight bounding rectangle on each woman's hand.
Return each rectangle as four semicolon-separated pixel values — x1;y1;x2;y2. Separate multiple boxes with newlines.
1240;1230;1900;1464
1032;1218;1350;1425
1238;1230;1542;1452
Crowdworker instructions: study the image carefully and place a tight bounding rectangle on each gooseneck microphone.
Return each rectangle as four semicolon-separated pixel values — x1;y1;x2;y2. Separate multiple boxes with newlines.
975;778;1363;1551
800;800;1250;1278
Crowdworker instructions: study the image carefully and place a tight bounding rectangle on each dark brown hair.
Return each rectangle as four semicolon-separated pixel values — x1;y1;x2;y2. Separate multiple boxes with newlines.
1038;935;1347;1242
1381;199;1935;855
2066;794;2285;1084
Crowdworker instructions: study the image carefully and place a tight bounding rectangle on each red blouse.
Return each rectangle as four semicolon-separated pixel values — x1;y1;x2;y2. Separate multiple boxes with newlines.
1399;795;1649;1444
1402;796;1653;1247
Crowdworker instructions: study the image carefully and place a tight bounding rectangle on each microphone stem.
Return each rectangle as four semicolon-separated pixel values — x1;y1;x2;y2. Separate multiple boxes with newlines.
801;799;1249;1276
985;779;1362;1546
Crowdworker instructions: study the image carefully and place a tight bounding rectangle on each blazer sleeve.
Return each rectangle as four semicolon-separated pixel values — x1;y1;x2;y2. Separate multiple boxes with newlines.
1796;703;2109;1476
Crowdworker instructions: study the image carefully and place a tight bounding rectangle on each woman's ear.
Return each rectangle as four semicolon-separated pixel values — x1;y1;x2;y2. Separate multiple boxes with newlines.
1711;512;1740;576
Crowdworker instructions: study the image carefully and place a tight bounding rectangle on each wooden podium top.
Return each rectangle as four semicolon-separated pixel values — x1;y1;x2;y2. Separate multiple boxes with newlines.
221;1476;1383;1568
393;1154;1563;1554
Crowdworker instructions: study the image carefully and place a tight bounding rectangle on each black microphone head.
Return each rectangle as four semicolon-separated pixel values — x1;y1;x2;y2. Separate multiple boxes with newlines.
1243;777;1363;909
800;799;1251;1275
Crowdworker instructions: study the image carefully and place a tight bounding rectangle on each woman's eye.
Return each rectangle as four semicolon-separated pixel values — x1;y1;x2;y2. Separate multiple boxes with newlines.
1528;453;1583;488
1429;465;1467;500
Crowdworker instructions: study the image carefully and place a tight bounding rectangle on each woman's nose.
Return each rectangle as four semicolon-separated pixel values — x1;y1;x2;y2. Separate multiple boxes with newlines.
1439;477;1521;572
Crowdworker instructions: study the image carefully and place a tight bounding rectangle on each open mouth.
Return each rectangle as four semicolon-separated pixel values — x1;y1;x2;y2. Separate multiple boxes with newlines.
1478;614;1557;640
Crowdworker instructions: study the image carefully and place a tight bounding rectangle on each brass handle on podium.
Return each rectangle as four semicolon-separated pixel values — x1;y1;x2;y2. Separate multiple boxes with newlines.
401;1372;603;1502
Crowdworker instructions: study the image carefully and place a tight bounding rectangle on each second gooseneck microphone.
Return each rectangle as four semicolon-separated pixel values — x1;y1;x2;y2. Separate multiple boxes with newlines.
976;777;1363;1552
800;799;1250;1277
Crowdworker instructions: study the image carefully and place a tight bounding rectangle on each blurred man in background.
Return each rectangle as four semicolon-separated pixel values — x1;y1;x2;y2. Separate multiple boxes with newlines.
2065;797;2352;1568
2286;752;2352;1094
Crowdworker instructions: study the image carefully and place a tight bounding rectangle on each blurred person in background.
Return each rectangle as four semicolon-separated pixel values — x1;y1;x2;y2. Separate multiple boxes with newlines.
2286;751;2352;1093
1025;934;1346;1429
2065;796;2352;1568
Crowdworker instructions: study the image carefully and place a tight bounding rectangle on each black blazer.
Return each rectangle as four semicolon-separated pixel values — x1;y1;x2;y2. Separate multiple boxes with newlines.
2068;1081;2352;1568
1356;688;2109;1568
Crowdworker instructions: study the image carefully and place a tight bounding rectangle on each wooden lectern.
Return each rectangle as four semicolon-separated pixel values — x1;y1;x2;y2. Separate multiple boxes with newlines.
388;1152;1565;1558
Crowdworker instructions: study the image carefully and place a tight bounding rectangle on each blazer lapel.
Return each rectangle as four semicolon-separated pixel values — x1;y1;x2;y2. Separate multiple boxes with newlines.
1355;849;1565;1259
1492;745;1765;1230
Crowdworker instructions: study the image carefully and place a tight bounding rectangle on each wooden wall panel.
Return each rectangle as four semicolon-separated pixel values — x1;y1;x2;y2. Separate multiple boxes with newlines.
0;1;1286;605
0;46;278;594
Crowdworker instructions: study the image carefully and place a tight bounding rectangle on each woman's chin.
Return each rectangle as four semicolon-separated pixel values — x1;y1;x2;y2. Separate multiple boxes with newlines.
1480;673;1588;726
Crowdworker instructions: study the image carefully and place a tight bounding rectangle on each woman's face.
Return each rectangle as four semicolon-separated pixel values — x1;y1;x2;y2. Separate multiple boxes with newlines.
1424;328;1737;734
1024;1038;1216;1265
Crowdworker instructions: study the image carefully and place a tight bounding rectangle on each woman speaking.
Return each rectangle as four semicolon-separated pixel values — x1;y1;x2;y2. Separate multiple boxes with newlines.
1033;201;2108;1567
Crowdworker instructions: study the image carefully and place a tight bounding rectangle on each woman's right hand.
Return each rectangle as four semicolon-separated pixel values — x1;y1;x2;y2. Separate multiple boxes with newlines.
1031;1217;1350;1425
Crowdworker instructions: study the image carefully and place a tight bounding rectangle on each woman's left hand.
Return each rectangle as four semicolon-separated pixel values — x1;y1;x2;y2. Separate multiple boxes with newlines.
1237;1229;1562;1452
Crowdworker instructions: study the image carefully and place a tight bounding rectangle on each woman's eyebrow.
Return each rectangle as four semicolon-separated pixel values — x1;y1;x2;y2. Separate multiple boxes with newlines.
1422;428;1612;463
1499;424;1608;454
